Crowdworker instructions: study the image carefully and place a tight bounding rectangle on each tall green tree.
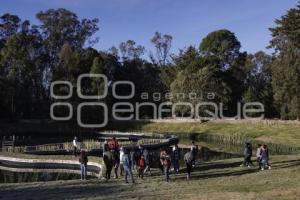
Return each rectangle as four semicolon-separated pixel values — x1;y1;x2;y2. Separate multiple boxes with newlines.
269;3;300;119
36;8;99;84
0;19;46;118
242;51;277;117
170;46;231;117
200;29;247;116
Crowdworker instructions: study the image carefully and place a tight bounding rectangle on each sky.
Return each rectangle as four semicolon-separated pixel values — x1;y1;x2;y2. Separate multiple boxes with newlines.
0;0;298;55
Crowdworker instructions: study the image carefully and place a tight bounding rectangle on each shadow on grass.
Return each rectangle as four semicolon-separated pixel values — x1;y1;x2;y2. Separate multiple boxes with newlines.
172;158;300;181
0;180;131;200
1;158;299;199
271;159;300;169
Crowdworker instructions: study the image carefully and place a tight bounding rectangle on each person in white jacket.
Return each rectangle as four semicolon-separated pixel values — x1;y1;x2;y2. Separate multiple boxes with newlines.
73;137;78;156
119;147;125;176
256;144;262;169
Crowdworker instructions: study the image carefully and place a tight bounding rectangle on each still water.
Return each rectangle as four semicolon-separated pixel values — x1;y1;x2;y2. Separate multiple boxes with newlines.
0;170;83;183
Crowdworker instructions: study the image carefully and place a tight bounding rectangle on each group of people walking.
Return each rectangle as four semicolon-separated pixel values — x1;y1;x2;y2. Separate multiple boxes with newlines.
75;136;271;182
97;137;199;183
243;142;271;170
101;137;182;183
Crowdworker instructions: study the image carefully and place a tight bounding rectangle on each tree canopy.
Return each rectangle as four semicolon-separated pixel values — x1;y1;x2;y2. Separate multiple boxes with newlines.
0;3;300;121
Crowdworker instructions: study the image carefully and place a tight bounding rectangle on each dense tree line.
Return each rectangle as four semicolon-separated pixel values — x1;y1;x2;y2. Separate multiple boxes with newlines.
0;3;299;121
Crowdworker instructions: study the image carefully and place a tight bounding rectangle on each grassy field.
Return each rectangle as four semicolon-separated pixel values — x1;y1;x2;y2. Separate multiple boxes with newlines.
0;155;299;200
108;120;300;154
111;121;300;148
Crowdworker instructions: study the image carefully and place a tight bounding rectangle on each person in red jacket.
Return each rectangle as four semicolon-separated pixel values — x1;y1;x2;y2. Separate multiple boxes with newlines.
108;136;119;151
138;155;146;179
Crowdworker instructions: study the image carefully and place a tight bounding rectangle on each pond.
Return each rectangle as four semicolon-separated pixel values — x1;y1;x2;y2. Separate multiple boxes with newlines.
0;170;84;183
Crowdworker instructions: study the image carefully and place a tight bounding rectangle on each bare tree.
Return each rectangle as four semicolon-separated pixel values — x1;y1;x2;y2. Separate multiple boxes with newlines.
150;32;173;66
119;40;145;61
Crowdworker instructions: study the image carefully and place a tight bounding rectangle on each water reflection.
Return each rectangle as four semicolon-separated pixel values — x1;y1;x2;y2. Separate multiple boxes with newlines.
0;170;82;183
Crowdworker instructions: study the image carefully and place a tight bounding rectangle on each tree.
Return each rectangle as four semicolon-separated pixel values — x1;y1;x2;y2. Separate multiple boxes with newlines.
0;13;21;39
170;47;231;117
242;52;277;117
269;3;300;119
55;43;80;82
0;9;100;119
90;56;105;97
200;29;247;116
150;32;173;66
119;40;145;61
0;24;46;118
36;8;99;85
200;29;241;70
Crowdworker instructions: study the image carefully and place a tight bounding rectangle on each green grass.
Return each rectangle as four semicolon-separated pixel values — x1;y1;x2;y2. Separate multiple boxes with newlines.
113;121;300;147
126;122;300;145
0;155;299;200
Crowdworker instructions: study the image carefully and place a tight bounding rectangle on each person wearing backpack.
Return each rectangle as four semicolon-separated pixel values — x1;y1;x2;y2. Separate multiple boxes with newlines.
79;150;88;180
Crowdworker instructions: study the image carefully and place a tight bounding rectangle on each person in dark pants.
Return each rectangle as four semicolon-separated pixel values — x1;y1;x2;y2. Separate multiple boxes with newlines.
191;141;198;167
184;149;194;180
134;146;142;172
130;150;136;171
102;140;109;156
103;150;113;180
172;144;180;173
79;150;88;180
243;142;253;167
112;150;120;179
